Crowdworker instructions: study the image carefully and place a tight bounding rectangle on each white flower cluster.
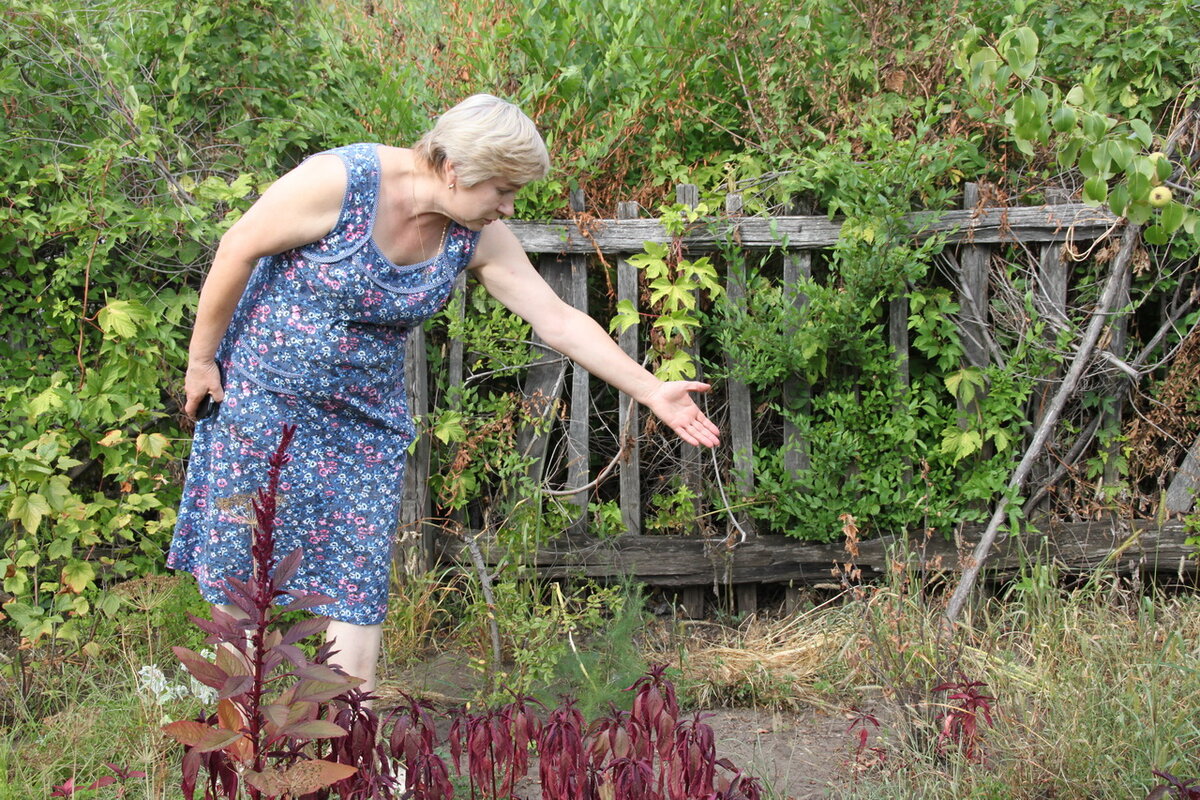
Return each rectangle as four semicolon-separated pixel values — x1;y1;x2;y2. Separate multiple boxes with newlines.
136;649;219;706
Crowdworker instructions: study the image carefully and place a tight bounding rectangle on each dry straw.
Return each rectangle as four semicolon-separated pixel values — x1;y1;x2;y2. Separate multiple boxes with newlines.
648;608;854;711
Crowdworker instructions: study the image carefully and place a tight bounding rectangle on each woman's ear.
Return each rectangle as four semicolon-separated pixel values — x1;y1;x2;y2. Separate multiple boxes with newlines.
444;160;459;189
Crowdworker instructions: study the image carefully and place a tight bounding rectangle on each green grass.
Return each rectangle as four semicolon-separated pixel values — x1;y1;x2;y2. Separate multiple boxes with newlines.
837;572;1200;799
3;568;1198;799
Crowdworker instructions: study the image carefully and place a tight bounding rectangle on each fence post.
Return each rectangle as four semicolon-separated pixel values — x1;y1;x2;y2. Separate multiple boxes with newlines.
617;200;642;535
676;184;706;618
400;325;433;570
1030;188;1071;509
956;182;992;476
782;252;812;478
724;192;758;615
565;189;590;536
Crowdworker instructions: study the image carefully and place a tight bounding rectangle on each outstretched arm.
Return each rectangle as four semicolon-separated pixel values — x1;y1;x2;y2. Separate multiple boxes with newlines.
468;222;720;448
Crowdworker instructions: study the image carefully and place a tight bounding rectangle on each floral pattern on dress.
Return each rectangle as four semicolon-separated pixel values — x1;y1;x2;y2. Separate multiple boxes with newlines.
169;143;480;625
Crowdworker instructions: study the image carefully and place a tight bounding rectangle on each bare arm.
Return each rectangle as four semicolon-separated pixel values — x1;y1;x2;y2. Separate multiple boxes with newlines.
184;154;347;417
468;223;720;448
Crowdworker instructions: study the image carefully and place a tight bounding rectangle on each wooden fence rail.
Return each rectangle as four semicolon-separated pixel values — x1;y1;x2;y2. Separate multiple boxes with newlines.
399;187;1196;611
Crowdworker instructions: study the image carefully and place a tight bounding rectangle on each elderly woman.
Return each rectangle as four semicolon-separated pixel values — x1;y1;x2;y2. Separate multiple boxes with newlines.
169;94;719;694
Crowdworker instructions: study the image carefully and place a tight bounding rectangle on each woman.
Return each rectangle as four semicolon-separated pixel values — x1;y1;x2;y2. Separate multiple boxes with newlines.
169;94;720;694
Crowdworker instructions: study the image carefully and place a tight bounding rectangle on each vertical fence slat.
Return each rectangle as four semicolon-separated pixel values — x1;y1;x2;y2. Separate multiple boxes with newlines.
517;255;571;485
1031;190;1071;505
400;326;433;570
959;183;991;373
1102;266;1131;489
725;193;758;614
676;185;705;544
566;189;589;535
782;252;812;478
676;184;706;616
723;195;757;534
957;183;992;472
446;272;468;535
617;200;642;535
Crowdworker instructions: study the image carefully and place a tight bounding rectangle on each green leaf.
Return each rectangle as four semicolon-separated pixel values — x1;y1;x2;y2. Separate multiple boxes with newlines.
944;368;984;403
653;349;697;381
1083;176;1108;206
609;299;640;335
433;412;466;444
1082;112;1108;143
1107;139;1133;172
1160;201;1185;234
652;311;701;341
96;299;149;339
1108;184;1130;217
1129;119;1153;147
1051;104;1076;133
135;432;170;458
1143;225;1168;246
61;560;95;594
9;493;51;533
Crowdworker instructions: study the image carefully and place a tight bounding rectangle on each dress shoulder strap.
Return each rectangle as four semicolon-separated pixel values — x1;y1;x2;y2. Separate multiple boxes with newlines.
298;143;381;262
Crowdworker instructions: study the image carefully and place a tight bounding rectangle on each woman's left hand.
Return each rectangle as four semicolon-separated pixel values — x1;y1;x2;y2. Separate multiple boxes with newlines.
643;381;721;448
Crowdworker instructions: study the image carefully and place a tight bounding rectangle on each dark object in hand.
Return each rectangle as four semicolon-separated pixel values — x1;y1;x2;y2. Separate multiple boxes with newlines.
196;393;220;421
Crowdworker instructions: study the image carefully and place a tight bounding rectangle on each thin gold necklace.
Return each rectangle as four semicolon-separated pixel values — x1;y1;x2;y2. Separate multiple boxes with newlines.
412;176;449;262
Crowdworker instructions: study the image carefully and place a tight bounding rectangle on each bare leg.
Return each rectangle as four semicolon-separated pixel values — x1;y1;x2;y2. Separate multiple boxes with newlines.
325;620;384;696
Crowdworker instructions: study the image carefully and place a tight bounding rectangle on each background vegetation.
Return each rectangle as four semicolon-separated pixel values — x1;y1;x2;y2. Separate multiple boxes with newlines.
1;0;1198;796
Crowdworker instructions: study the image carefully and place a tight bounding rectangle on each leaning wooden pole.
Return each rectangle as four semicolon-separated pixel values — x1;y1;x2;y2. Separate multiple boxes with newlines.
943;107;1196;629
942;219;1139;628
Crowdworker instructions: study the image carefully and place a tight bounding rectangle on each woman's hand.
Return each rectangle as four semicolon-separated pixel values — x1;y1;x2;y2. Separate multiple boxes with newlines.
184;360;225;419
642;381;721;448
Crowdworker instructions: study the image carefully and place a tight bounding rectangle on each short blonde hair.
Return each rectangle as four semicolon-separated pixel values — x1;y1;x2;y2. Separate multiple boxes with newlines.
414;94;550;187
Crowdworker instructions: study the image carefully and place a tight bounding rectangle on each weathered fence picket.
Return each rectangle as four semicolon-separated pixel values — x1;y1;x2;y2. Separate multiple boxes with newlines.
616;200;643;537
399;189;1196;606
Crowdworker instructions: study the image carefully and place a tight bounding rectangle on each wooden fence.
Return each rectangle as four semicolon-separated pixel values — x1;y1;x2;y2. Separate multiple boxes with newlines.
398;185;1197;613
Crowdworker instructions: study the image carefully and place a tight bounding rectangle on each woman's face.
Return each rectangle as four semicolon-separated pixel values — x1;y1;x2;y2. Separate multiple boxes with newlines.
450;176;520;231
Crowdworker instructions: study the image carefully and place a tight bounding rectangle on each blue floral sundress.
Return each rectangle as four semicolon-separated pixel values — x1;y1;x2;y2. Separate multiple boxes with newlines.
169;143;480;625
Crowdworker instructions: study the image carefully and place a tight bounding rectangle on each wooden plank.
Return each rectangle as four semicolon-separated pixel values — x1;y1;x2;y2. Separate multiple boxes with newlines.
400;325;433;570
678;586;707;618
782;252;812;477
447;272;468;393
566;189;589;535
957;184;991;371
515;254;571;483
724;193;756;538
616;200;642;535
677;184;704;532
735;584;759;616
1030;192;1072;503
445;520;1198;586
956;184;991;455
1165;432;1200;514
505;204;1122;254
446;272;468;534
1102;265;1131;488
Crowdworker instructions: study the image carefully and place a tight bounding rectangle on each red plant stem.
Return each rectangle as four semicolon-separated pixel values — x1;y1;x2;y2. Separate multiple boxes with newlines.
244;425;296;795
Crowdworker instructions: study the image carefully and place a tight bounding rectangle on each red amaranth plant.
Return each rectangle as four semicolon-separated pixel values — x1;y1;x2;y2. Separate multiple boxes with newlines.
932;674;995;763
1147;770;1200;800
158;428;763;800
162;425;379;799
51;763;147;797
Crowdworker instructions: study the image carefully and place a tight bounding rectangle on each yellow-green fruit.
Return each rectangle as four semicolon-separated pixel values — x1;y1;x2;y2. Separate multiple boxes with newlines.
1148;152;1170;185
1148;186;1172;208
